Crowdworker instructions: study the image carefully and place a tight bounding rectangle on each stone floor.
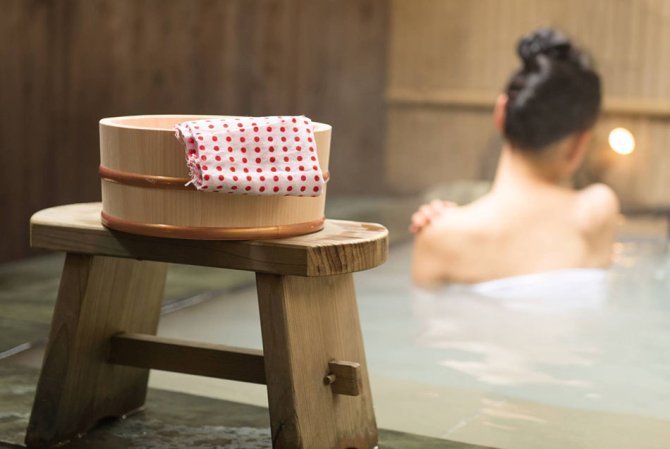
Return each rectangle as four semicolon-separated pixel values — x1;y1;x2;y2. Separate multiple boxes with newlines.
0;364;492;449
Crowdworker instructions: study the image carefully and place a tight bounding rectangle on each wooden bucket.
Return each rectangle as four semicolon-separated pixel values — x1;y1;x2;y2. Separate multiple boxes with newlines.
99;115;331;240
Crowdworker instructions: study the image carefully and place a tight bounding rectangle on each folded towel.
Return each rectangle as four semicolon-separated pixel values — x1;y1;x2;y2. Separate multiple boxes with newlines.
175;116;325;196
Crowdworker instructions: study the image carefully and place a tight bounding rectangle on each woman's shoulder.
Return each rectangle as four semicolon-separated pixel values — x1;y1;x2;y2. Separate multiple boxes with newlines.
413;202;494;267
577;183;619;216
575;183;620;234
425;200;492;238
411;203;487;284
579;183;618;204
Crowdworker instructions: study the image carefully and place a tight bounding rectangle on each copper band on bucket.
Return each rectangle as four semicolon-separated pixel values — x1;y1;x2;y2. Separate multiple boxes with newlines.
101;211;325;240
99;165;330;189
99;165;194;190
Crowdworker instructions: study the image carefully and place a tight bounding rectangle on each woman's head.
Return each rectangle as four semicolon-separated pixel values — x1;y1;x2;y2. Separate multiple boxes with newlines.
499;28;601;153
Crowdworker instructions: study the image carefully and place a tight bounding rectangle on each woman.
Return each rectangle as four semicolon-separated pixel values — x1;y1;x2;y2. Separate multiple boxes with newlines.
411;28;619;286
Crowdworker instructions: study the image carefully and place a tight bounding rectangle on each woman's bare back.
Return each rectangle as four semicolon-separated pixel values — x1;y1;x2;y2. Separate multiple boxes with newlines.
412;183;619;285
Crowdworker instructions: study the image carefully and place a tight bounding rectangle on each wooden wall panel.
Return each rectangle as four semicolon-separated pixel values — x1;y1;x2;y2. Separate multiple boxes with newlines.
293;1;388;195
389;0;670;98
386;107;499;192
591;116;670;208
387;0;670;207
0;0;388;263
1;1;57;263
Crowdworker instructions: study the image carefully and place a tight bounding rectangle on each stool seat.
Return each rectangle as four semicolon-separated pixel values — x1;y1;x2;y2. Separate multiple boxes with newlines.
25;203;388;449
30;202;388;276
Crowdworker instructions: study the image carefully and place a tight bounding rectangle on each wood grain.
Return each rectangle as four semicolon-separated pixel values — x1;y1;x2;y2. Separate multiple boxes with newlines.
327;360;362;397
99;115;331;231
25;200;385;447
109;333;266;384
256;273;378;449
1;0;389;263
30;203;389;276
25;253;167;448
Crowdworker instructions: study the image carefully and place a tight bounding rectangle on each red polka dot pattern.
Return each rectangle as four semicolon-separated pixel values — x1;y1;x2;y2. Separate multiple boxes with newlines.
175;116;324;196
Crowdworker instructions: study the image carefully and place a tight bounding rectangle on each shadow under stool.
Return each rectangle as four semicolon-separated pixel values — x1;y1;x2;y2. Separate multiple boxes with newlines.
24;202;388;449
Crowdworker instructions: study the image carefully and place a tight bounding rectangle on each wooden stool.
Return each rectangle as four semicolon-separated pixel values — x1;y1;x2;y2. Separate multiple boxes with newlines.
25;203;388;449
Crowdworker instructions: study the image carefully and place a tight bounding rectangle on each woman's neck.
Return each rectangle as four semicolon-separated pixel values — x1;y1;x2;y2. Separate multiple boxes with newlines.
491;145;566;194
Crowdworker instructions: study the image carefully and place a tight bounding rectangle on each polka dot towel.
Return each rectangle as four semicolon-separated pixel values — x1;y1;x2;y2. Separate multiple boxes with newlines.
175;116;325;196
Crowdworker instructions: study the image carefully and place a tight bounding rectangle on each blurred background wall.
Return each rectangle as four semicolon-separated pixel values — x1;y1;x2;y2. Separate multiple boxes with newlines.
2;0;670;263
387;0;670;207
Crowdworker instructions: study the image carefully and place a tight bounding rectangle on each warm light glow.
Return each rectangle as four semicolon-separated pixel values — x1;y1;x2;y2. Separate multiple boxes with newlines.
609;127;635;155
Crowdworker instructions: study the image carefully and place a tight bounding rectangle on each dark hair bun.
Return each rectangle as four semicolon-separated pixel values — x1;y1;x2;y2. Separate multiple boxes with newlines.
518;28;572;66
504;27;601;151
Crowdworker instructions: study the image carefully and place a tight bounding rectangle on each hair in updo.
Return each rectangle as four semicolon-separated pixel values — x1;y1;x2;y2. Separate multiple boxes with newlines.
504;27;601;151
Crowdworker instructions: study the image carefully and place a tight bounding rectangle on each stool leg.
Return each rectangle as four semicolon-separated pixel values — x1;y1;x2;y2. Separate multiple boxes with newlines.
25;253;167;448
256;273;378;449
